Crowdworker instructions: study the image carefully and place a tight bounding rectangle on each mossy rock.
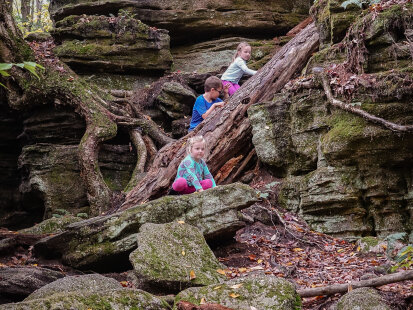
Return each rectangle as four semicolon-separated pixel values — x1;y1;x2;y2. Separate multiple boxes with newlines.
336;287;390;310
2;289;169;309
130;222;226;292
174;274;301;310
25;274;122;300
52;14;172;74
36;183;259;270
18;215;83;235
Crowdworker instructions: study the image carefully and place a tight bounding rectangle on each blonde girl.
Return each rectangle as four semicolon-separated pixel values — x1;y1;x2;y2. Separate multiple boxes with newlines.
171;136;216;194
220;42;257;96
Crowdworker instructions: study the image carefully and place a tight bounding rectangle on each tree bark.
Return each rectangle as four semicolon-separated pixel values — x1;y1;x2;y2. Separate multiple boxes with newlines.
120;23;320;209
298;270;413;297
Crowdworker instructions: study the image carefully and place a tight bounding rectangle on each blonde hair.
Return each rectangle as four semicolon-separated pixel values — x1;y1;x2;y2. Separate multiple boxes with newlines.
232;42;251;63
186;135;206;155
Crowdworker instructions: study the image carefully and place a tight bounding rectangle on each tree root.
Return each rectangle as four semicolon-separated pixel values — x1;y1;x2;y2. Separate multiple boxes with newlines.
316;70;413;132
298;270;413;297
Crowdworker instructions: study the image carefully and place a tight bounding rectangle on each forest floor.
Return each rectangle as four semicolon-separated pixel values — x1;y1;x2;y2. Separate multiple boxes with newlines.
212;171;413;310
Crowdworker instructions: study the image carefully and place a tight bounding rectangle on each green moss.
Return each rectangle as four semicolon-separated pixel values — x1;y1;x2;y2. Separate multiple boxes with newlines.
360;236;379;247
323;112;367;143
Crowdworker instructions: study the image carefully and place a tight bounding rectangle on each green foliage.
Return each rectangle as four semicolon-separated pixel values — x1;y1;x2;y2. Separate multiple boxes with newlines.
0;61;45;88
341;0;381;9
391;245;413;272
13;1;53;36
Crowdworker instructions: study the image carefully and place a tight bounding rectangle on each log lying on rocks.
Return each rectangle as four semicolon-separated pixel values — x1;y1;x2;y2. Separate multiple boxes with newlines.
298;270;413;297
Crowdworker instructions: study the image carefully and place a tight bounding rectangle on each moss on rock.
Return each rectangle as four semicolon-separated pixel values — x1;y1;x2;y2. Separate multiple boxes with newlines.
174;274;301;310
130;222;226;292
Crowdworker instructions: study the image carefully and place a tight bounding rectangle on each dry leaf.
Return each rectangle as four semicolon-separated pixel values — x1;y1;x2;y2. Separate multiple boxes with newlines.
177;220;185;224
250;266;264;271
229;293;240;298
229;283;243;289
200;298;206;305
257;259;263;264
182;250;186;256
238;267;247;273
213;286;222;290
190;270;196;280
217;269;227;275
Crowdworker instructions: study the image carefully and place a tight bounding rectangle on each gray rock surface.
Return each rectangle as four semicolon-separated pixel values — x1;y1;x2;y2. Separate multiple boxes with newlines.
174;274;301;310
336;287;390;310
0;267;64;301
49;0;310;44
1;274;169;310
130;222;226;292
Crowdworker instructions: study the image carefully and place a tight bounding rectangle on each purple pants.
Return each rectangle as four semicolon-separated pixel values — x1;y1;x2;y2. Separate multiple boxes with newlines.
172;178;213;195
222;80;240;96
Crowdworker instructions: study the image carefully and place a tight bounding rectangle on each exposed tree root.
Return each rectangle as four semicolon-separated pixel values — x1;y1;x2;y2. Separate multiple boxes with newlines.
298;270;413;297
317;70;413;132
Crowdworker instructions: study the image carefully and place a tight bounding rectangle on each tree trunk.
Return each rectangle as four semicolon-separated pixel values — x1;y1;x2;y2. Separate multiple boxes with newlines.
120;23;320;209
20;0;31;31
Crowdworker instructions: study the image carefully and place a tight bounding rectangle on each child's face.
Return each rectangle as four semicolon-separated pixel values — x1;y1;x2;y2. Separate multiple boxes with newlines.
240;46;252;61
210;86;222;100
190;141;205;161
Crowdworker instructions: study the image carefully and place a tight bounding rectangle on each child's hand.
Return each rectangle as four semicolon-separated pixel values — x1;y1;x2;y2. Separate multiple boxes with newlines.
223;83;230;94
214;102;225;108
197;189;204;192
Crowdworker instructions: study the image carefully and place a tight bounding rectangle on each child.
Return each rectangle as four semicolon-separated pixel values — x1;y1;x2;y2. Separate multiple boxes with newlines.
188;76;229;132
172;135;216;194
221;42;257;96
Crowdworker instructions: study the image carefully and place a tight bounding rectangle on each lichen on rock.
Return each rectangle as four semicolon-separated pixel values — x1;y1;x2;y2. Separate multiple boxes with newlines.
129;222;226;292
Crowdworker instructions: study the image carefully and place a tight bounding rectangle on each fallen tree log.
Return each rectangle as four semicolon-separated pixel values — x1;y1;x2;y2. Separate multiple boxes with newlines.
298;270;413;297
121;23;320;208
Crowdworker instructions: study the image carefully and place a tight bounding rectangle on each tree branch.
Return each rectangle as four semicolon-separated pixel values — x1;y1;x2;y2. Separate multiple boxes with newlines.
298;270;413;297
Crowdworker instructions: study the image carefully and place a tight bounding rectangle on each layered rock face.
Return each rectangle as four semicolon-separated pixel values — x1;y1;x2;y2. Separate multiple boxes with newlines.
249;2;413;239
0;102;137;229
49;0;311;44
52;14;173;74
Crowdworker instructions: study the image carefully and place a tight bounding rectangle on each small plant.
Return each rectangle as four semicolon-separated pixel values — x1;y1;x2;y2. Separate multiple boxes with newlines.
391;245;413;272
0;62;45;88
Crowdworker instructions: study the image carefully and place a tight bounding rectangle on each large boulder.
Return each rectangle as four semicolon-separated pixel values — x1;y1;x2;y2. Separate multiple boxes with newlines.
336;288;390;310
52;14;172;74
0;267;65;303
130;222;226;292
35;183;259;270
249;4;413;239
174;274;301;310
49;0;310;44
0;274;169;310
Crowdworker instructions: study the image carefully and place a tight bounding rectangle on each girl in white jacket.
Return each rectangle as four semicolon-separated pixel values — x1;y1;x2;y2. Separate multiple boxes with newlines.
221;42;257;96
